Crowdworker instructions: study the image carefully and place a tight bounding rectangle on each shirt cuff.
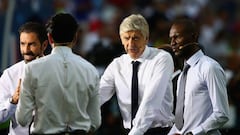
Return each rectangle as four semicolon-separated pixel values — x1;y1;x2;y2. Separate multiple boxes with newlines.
6;100;17;113
191;126;205;135
128;127;144;135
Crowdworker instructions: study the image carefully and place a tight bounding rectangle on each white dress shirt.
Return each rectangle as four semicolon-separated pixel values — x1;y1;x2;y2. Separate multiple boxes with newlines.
16;46;101;134
100;46;175;135
0;61;29;135
168;50;229;135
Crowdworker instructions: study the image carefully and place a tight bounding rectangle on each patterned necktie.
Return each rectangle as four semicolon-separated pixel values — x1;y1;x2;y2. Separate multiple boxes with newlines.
175;63;190;130
131;61;140;127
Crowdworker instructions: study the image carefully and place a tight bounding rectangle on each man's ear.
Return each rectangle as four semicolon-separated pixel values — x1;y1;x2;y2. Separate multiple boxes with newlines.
144;36;149;45
47;33;54;44
72;32;79;46
192;33;199;41
42;40;49;51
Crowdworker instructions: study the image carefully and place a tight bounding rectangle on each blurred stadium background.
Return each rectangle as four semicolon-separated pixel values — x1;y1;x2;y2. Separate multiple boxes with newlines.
0;0;240;134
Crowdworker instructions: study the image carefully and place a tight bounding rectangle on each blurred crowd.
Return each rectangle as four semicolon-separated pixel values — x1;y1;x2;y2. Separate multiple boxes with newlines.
0;0;240;134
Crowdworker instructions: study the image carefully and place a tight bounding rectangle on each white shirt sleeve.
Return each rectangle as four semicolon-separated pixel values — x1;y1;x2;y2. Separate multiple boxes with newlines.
16;65;34;126
0;70;17;123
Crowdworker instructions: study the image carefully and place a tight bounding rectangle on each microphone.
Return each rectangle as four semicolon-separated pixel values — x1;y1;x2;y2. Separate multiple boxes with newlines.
179;42;199;50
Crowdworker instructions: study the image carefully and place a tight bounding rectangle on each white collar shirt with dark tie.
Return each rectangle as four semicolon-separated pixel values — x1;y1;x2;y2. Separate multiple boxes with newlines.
100;46;175;135
168;50;229;135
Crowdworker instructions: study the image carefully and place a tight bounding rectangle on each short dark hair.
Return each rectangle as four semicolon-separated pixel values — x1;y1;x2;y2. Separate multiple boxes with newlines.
18;22;48;44
172;19;199;38
46;13;78;43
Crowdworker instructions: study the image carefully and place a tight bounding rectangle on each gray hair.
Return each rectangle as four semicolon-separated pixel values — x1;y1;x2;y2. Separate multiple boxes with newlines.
119;14;149;39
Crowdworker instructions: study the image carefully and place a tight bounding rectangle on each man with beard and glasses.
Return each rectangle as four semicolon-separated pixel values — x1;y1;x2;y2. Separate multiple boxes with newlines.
0;22;48;135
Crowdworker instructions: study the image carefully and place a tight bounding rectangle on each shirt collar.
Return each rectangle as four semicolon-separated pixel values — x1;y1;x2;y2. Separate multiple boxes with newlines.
51;46;72;55
127;45;149;64
186;50;204;67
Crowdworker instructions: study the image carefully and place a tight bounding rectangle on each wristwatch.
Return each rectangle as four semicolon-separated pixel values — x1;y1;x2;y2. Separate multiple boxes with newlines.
186;132;193;135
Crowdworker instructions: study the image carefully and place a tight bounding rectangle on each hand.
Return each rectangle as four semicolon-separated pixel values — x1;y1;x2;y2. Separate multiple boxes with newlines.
10;79;21;104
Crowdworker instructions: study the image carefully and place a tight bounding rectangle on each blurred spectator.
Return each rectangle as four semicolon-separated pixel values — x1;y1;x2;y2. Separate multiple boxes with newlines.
1;0;240;134
85;20;124;75
226;53;240;130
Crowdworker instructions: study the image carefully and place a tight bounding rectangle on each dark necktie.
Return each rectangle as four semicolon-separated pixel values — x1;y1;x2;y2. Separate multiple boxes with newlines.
131;61;140;127
175;63;190;130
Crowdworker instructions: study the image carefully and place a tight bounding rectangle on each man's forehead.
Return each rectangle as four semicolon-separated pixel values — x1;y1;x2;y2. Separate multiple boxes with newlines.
20;32;38;38
169;28;181;37
170;25;185;34
121;30;142;36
